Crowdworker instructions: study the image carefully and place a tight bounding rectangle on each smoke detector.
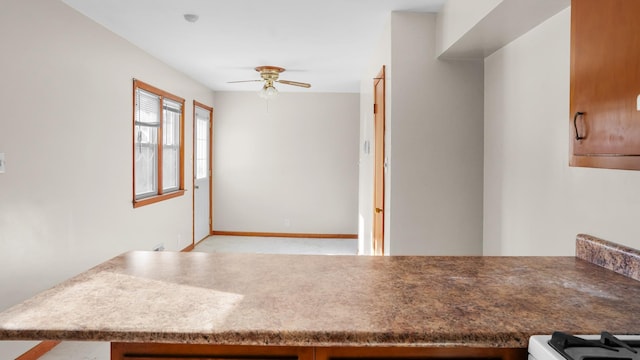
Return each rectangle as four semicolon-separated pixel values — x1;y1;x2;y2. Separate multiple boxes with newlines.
183;14;199;23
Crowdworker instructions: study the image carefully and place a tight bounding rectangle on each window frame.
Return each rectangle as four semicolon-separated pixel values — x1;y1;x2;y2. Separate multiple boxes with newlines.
132;79;185;208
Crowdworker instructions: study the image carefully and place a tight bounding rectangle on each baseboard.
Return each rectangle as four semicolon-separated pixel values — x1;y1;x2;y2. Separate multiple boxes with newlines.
212;231;357;239
194;236;209;247
15;340;60;360
181;243;195;252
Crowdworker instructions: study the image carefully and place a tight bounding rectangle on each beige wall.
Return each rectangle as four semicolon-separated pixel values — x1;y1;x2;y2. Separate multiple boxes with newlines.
0;0;213;356
212;91;359;235
483;8;640;255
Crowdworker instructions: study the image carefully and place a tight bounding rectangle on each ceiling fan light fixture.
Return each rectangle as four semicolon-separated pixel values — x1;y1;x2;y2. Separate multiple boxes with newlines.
259;84;278;99
229;66;310;97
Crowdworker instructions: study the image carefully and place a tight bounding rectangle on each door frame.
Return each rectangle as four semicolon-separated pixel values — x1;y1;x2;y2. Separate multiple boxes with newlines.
192;101;214;246
373;66;385;255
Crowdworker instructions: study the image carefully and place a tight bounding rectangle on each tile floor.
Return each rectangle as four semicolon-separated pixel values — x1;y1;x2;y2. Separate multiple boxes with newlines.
38;235;358;359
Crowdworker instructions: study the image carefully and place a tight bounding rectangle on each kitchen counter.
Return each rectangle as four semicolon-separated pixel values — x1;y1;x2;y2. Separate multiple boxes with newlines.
1;244;640;350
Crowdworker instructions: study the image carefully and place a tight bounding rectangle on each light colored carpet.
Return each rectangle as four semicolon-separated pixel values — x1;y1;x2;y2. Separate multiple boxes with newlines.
194;235;358;255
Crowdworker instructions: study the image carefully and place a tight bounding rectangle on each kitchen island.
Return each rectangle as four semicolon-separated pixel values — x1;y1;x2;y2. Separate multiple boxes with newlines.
1;235;640;359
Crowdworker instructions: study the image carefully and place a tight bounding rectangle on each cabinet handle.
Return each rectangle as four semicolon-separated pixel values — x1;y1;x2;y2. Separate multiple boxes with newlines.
574;111;586;140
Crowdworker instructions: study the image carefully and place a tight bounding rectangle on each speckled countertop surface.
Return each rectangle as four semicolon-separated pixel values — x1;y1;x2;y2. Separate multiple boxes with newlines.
1;251;640;348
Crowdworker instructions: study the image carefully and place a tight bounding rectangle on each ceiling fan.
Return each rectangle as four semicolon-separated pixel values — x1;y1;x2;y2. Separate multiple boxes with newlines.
228;66;311;99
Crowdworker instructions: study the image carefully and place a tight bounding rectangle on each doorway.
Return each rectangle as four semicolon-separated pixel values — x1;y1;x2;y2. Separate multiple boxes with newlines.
373;66;385;255
194;101;213;244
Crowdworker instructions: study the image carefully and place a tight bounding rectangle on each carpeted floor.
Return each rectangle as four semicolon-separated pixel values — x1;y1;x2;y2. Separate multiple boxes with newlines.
193;235;358;255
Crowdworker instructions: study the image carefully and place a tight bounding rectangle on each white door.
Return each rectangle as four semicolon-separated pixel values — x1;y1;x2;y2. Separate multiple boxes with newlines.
194;104;212;242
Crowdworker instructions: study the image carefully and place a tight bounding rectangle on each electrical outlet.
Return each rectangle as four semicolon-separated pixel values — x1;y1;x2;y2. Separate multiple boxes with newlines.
0;153;5;173
284;218;291;227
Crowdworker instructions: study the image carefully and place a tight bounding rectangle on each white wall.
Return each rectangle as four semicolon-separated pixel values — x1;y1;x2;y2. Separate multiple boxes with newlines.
0;0;213;356
483;7;640;255
436;0;503;56
388;12;484;255
212;91;359;235
359;12;484;256
359;17;392;256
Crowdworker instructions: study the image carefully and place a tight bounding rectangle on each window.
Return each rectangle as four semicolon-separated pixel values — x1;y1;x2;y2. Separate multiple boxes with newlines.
133;79;185;207
194;104;211;180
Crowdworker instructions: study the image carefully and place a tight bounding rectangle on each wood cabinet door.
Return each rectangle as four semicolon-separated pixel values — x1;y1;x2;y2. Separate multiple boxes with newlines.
110;343;313;360
315;346;527;360
570;0;640;170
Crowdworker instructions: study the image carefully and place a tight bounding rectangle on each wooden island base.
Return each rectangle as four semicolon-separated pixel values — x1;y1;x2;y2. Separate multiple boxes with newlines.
111;343;528;360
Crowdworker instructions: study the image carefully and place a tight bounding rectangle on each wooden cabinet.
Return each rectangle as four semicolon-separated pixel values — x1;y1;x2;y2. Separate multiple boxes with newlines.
110;343;526;360
570;0;640;170
315;345;526;360
110;343;314;360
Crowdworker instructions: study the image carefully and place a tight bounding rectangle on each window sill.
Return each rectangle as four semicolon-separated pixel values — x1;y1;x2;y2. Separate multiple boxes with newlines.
133;190;185;208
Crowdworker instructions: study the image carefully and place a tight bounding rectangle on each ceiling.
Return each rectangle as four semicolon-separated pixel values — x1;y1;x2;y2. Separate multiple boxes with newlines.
61;0;446;93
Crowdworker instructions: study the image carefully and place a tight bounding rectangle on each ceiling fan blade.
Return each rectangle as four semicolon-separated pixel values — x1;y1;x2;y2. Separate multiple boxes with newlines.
277;79;311;88
227;80;262;84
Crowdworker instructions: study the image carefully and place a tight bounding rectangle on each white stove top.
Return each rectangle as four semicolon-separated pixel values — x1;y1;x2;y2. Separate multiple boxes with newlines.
529;334;640;360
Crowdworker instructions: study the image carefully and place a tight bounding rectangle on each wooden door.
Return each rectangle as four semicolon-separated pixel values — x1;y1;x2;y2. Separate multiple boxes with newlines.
570;0;640;170
373;67;385;256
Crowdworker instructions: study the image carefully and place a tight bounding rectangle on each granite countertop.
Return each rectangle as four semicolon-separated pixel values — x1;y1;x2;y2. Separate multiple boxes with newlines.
1;240;640;348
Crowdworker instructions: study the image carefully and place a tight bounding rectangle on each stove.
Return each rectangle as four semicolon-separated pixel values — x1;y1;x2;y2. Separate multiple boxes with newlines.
529;332;640;360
